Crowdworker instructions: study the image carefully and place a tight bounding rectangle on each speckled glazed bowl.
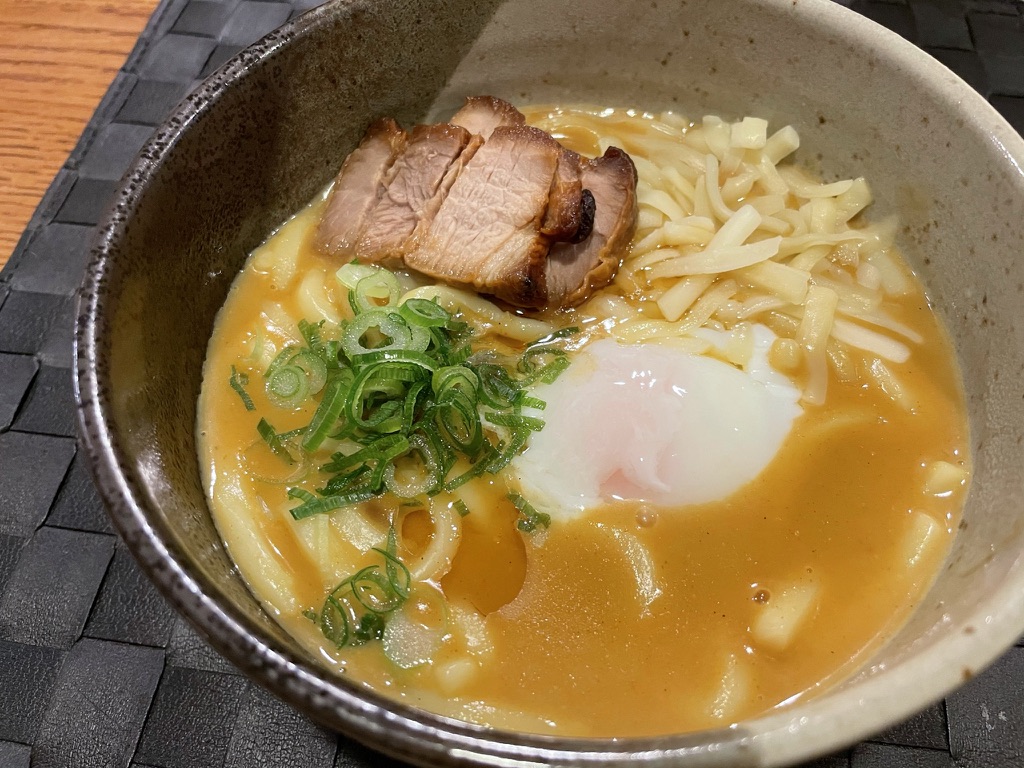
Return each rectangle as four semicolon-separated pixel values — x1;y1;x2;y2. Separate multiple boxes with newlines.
75;0;1024;765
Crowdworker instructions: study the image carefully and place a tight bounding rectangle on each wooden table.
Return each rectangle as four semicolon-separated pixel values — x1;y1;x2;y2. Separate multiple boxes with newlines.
0;0;156;269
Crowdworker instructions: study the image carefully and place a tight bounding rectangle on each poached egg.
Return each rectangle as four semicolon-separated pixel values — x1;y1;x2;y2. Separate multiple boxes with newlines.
511;325;802;520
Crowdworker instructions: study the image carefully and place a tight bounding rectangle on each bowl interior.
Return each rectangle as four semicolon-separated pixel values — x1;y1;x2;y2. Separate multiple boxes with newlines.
77;0;1024;765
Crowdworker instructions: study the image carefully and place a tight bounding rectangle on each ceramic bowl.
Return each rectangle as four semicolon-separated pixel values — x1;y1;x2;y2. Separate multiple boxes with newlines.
75;0;1024;765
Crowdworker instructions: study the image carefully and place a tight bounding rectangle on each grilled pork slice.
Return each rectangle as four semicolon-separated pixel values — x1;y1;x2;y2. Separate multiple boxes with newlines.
405;124;566;308
316;98;638;310
317;118;407;255
453;97;589;245
541;147;585;241
355;123;477;265
545;147;638;307
450;95;526;140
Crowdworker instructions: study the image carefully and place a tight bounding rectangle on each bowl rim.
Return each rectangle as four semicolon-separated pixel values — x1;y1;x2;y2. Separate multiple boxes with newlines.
74;0;1024;765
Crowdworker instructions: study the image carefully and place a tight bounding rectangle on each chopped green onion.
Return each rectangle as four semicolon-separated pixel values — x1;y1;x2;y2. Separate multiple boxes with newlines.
526;326;581;349
373;527;412;600
399;298;450;328
401;380;427;434
288;486;375;520
298;319;325;354
343;309;408;356
242;264;579;522
346;366;418;434
518;343;572;380
289;349;328;395
277;426;307;441
350;349;438;372
265;345;299;379
319;465;371;496
322;340;342;369
301;375;347;452
335;262;377;287
433;393;484;457
432;365;480;401
319;595;350;646
517;394;546;410
476;363;521;409
348;566;403;614
337;263;401;313
266;365;310;407
352;612;386;644
453;499;471;517
486;429;530;475
257;418;295;464
486;411;546;433
443;443;499;492
323;434;409;472
311;526;411;648
383;433;441;498
229;365;255;411
508;491;551;533
354;272;401;313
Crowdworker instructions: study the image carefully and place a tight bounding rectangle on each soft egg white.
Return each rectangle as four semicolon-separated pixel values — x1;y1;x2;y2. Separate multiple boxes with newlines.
511;326;802;521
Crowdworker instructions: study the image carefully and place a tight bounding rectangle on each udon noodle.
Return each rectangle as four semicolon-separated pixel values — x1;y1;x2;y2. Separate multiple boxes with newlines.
198;106;970;737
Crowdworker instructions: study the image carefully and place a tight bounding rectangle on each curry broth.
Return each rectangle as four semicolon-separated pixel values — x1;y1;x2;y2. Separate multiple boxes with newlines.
198;113;970;737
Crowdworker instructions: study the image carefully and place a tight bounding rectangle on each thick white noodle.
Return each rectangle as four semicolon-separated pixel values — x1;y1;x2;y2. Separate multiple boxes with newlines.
751;580;820;651
403;497;463;582
527;107;920;406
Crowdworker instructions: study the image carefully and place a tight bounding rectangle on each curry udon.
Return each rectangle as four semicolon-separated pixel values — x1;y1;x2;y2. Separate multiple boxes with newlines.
197;105;970;736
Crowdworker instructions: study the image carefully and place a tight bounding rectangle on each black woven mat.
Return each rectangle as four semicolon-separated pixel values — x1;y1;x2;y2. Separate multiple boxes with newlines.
1;1;1022;766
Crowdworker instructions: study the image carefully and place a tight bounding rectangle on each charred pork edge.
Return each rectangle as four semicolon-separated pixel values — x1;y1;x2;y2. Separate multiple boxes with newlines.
565;148;639;306
570;189;597;244
470;123;562;308
540;148;584;241
542;147;638;308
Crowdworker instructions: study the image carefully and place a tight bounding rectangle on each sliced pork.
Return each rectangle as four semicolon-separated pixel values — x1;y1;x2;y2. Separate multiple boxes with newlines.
453;98;589;245
405;124;564;308
540;148;585;242
316;118;406;255
316;97;638;310
450;95;526;140
546;148;638;307
355;123;477;265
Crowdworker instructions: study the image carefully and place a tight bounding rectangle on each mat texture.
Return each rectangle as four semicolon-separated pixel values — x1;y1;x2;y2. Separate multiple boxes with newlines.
0;0;1022;766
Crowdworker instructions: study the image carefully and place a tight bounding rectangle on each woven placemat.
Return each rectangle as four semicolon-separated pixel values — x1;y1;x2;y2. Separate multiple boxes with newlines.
0;0;1022;766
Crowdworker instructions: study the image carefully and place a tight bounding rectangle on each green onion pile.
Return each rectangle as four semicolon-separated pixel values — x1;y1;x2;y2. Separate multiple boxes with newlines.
231;264;575;529
302;527;411;648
